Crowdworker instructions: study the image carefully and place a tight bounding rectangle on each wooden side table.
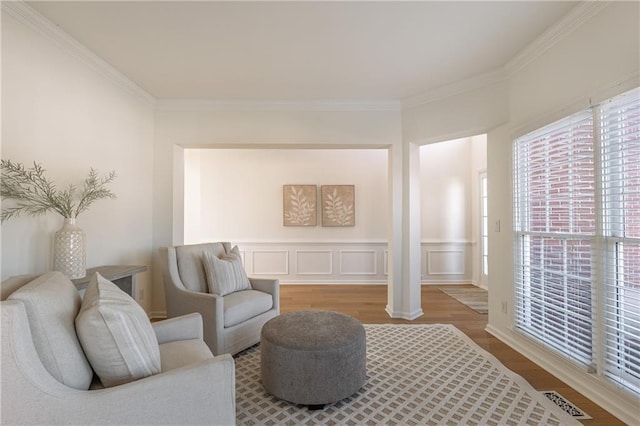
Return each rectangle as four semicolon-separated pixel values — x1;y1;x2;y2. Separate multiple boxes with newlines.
72;265;147;298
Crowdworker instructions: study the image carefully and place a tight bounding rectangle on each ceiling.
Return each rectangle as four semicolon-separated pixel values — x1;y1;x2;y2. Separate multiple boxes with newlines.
28;1;578;102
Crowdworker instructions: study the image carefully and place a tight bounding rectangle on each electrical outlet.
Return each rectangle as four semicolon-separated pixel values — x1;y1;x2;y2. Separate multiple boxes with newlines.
501;301;508;314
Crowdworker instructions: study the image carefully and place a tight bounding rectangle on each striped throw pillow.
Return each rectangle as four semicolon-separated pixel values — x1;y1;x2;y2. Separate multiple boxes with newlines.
202;246;251;296
75;273;161;387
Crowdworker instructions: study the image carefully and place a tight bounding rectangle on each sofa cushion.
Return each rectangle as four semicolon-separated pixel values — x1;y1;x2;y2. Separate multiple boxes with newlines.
175;242;229;293
224;289;274;327
75;273;161;387
203;246;251;296
7;271;93;390
159;339;213;372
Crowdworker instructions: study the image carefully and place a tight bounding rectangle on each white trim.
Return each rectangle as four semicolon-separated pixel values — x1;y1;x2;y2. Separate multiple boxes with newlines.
280;280;388;285
2;1;155;105
150;311;168;320
402;68;507;109
486;324;638;425
385;305;424;321
510;71;640;140
155;99;401;112
505;2;611;77
421;280;473;285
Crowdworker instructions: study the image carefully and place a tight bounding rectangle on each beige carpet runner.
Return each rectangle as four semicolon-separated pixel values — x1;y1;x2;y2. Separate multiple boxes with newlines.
440;286;489;314
235;324;580;425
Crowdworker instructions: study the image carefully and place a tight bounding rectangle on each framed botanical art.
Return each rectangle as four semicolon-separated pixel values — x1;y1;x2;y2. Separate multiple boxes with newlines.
321;185;355;227
283;185;317;226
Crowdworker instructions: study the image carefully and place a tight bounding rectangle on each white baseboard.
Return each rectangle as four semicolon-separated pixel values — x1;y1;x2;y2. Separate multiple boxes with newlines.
385;305;424;320
279;280;387;285
485;324;638;425
150;311;167;320
421;281;473;285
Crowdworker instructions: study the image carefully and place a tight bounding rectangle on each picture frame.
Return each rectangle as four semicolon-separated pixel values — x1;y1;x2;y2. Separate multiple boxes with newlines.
321;185;355;227
283;185;317;226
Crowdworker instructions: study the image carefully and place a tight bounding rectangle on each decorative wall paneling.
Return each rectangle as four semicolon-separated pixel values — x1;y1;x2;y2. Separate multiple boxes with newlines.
234;241;473;284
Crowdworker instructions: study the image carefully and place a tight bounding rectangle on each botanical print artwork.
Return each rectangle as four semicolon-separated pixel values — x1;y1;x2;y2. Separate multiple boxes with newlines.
283;185;317;226
321;185;355;227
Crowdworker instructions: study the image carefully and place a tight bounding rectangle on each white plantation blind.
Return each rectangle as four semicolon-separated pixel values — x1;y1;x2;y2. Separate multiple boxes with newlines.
514;110;596;365
513;87;640;398
598;87;640;393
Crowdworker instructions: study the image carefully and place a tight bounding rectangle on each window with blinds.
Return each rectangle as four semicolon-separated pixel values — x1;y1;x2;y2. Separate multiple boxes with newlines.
513;87;639;397
599;88;640;393
514;110;595;366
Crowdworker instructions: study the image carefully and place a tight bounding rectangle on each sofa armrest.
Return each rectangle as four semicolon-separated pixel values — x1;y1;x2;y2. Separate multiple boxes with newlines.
152;312;203;344
250;277;280;313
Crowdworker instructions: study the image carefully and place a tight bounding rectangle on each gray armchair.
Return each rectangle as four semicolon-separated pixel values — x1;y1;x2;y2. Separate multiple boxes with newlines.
160;242;279;355
1;273;236;425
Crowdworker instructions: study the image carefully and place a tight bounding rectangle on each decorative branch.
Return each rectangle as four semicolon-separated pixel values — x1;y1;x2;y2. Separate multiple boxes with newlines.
0;159;116;222
284;186;315;225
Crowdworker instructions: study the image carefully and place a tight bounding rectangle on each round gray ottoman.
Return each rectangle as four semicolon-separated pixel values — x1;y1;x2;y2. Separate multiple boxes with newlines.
260;310;366;408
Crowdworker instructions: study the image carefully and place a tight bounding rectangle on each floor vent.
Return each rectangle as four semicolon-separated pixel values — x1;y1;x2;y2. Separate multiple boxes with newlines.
541;390;592;420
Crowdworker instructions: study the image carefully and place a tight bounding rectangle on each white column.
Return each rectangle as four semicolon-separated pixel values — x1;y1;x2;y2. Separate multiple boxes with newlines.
386;142;423;320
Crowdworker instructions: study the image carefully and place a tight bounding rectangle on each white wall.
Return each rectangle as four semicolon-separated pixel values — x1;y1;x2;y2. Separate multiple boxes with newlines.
420;135;486;285
1;8;155;311
3;1;637;419
182;143;485;286
186;148;388;242
153;106;403;312
487;2;639;423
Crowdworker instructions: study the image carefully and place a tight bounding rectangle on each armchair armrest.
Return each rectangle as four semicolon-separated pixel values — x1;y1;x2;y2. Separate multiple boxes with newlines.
2;301;236;425
249;277;278;295
152;313;203;344
249;277;280;313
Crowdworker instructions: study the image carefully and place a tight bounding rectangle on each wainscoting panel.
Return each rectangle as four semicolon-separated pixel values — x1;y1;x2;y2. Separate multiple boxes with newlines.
427;250;465;275
422;242;472;284
235;241;473;284
339;250;377;275
251;250;289;275
296;250;333;275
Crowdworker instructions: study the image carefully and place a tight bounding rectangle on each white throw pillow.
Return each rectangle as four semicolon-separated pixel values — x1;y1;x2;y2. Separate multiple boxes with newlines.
202;246;251;296
75;272;161;387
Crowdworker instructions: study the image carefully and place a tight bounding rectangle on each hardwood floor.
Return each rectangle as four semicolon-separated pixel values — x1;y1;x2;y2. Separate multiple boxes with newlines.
279;284;625;425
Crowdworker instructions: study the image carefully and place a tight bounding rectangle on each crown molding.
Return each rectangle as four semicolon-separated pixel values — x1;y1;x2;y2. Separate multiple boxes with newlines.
401;68;507;109
155;99;402;112
2;1;155;105
505;1;611;76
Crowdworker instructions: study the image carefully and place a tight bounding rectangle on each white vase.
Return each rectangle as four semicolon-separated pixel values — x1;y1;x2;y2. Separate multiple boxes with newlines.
53;217;86;279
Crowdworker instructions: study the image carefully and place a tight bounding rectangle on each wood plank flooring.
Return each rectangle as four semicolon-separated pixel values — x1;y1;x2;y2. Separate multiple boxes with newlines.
279;284;625;425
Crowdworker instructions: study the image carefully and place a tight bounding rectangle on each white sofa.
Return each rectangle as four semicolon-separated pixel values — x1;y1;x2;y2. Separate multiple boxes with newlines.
1;272;236;425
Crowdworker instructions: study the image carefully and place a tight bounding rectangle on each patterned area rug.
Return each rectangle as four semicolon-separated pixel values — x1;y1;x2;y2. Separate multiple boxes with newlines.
440;286;488;314
235;324;580;425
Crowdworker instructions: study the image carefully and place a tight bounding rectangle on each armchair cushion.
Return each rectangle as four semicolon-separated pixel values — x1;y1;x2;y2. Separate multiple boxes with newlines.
7;271;93;390
75;273;161;387
202;246;251;296
224;289;274;327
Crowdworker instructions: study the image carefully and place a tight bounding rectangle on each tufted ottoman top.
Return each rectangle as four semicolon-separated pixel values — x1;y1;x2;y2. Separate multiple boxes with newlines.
261;310;364;351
